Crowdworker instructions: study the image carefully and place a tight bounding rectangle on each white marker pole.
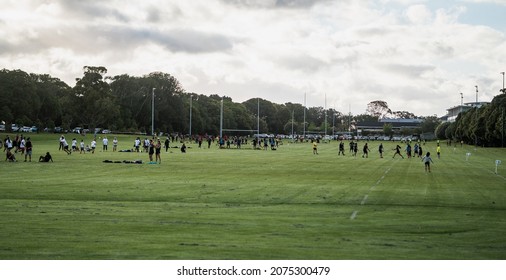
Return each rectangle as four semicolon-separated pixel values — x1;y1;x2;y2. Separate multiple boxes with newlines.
495;160;502;174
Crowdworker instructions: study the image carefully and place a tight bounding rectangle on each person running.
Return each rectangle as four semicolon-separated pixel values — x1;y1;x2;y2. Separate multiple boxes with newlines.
61;137;71;155
436;144;441;159
393;144;404;159
24;137;32;162
422;152;434;172
338;141;345;156
378;143;384;158
418;145;423;158
352;142;358;157
362;143;370;158
39;152;53;162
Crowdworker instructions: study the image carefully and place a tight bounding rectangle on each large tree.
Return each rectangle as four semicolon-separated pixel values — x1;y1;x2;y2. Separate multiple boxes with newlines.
366;100;392;119
73;66;120;131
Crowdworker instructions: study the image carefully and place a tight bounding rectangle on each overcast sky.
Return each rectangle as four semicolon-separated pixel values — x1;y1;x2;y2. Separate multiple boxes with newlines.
1;0;506;117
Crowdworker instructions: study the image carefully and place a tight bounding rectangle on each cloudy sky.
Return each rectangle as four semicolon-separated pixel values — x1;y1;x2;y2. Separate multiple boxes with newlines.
1;0;506;117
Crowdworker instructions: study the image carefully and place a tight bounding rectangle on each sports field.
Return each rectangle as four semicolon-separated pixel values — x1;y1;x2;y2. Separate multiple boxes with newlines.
1;133;505;259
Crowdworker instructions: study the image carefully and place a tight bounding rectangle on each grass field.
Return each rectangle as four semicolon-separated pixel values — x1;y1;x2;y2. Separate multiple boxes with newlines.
1;133;505;260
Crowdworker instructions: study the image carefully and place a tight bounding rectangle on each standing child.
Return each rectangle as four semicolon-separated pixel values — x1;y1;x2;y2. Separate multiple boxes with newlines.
436;144;441;159
312;141;318;155
422;152;434;172
80;140;85;154
90;138;96;154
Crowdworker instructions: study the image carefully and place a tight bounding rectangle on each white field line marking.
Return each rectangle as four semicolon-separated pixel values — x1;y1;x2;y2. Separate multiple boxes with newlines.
350;211;358;220
360;195;368;205
350;167;392;220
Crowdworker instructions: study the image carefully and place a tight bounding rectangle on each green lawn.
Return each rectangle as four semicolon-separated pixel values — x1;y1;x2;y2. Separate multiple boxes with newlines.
1;133;505;259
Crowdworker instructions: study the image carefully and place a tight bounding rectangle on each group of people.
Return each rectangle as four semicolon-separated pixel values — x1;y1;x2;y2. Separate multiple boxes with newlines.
59;135;119;155
3;134;52;162
317;139;440;172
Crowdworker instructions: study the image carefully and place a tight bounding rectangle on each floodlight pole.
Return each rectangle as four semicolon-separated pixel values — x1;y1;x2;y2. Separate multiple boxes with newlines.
151;88;155;136
303;92;306;139
257;97;260;136
501;72;505;147
189;94;192;138
220;96;223;138
291;110;294;142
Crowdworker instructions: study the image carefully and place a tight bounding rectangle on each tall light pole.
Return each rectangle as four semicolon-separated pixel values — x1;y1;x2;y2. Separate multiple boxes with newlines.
501;72;505;94
151;88;155;136
291;109;294;142
303;92;306;139
501;72;505;147
219;96;223;138
189;94;192;138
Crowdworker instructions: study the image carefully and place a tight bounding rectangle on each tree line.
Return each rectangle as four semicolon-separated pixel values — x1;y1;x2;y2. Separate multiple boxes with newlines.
435;93;506;147
3;66;502;145
1;66;352;136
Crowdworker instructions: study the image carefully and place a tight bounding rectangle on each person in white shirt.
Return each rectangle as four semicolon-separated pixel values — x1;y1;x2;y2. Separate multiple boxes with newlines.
80;140;85;154
71;138;78;152
113;137;118;152
62;137;71;155
91;139;97;154
102;136;108;152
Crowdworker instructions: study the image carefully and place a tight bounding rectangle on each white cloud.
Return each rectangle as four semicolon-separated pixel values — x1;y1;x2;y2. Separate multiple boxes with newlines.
1;0;505;117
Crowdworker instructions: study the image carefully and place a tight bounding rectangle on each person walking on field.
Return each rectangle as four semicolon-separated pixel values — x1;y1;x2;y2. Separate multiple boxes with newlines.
422;152;434;172
436;144;441;159
362;143;370;158
378;143;384;158
313;141;318;155
338;141;345;156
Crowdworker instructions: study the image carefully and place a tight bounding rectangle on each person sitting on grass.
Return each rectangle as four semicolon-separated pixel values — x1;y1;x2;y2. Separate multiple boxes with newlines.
39;152;53;162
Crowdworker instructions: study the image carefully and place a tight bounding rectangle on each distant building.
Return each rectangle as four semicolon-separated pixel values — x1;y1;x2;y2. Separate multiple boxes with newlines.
356;118;423;134
445;101;490;122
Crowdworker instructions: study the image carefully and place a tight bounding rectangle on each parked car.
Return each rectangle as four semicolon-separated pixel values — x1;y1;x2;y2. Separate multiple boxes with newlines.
11;124;19;132
20;126;31;132
0;124;5;131
30;126;38;132
101;129;111;134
